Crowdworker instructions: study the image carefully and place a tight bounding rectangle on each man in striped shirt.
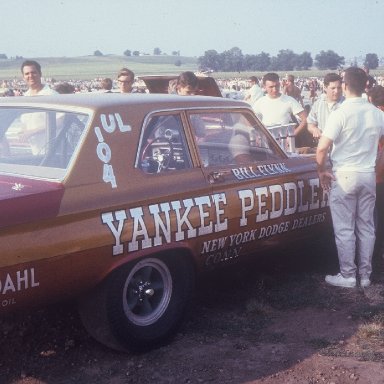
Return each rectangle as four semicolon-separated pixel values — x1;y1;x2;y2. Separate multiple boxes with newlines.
307;73;344;141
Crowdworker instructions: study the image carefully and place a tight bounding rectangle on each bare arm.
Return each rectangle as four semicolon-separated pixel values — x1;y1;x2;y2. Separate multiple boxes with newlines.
316;136;334;190
307;122;322;139
376;136;384;181
294;110;307;135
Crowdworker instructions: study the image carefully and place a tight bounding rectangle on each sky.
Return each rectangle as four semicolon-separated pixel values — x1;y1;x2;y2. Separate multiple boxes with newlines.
1;0;383;61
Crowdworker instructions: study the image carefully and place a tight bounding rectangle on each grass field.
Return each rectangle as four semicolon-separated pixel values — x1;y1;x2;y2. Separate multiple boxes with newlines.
0;55;199;81
0;55;383;81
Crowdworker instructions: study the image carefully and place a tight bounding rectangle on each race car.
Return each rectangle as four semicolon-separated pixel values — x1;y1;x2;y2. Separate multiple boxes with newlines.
0;92;330;351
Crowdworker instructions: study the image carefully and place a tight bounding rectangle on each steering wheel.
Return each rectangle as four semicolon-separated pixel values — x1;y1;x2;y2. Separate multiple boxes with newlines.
142;137;175;173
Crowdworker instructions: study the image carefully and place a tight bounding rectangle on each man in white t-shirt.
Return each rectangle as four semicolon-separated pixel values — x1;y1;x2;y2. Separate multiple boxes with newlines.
20;60;57;154
244;76;264;107
317;67;384;289
253;72;307;137
21;60;57;96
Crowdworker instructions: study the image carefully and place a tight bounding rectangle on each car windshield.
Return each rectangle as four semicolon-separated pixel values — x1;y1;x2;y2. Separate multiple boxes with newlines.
0;107;89;179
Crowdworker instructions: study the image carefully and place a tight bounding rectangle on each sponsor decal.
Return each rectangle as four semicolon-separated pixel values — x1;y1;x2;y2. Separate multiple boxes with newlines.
94;113;132;189
101;177;329;262
202;212;326;266
0;268;40;306
231;163;291;180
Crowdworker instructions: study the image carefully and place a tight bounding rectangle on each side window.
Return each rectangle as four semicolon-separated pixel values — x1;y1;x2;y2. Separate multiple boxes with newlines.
188;111;282;167
138;114;192;174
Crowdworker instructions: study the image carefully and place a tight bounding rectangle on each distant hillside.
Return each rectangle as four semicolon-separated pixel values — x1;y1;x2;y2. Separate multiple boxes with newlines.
1;55;382;82
0;55;199;80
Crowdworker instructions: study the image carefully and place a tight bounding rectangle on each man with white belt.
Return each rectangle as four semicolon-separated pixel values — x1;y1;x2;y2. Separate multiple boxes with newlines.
317;67;384;288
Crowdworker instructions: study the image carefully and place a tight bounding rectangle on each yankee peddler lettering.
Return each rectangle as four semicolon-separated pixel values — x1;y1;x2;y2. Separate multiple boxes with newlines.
101;177;329;257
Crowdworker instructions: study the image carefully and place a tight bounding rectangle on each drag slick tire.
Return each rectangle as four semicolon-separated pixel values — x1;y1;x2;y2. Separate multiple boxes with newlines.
79;254;195;352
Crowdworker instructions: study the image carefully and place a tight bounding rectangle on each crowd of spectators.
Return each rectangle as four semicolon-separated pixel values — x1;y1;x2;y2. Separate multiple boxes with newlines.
1;69;383;104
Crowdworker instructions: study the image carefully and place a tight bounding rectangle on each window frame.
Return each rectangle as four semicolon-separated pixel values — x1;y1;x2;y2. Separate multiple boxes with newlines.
136;110;193;174
185;108;286;168
0;106;91;180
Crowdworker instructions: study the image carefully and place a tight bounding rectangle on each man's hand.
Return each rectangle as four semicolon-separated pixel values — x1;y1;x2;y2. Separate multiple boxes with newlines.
317;169;335;191
316;135;334;190
311;126;322;139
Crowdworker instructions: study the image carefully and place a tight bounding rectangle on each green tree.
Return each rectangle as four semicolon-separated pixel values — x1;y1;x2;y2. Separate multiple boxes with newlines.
174;59;182;67
132;51;140;56
153;47;162;55
0;53;7;59
94;50;103;57
273;49;297;71
269;57;279;71
364;53;379;69
123;49;131;57
294;51;313;70
198;49;222;71
243;52;271;71
254;52;271;71
220;47;244;72
315;50;344;70
243;54;258;71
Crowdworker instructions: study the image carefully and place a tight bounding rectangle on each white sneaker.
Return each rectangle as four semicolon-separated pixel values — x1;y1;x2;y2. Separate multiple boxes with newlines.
325;273;356;288
360;278;371;288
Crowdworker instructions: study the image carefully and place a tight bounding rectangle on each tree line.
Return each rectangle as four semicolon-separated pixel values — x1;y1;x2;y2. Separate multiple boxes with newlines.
0;48;379;72
197;47;380;72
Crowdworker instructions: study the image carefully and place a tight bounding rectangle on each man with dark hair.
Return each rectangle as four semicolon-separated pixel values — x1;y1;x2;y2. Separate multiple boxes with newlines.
307;73;344;140
368;85;384;109
21;60;57;96
317;67;384;288
55;82;75;94
253;72;307;137
283;74;303;106
176;71;199;95
364;66;377;92
367;85;384;260
19;60;57;154
101;78;113;93
117;68;135;93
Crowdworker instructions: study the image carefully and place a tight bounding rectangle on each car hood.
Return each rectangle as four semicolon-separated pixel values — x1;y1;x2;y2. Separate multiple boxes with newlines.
0;174;64;228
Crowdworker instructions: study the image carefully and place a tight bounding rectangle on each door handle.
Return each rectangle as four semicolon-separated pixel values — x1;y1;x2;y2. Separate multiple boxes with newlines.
208;171;225;184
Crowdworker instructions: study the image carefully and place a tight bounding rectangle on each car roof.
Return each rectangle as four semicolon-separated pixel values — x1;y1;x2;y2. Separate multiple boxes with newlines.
0;93;246;111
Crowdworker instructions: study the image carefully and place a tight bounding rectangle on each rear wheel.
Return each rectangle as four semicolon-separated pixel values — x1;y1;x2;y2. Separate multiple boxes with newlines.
79;254;195;352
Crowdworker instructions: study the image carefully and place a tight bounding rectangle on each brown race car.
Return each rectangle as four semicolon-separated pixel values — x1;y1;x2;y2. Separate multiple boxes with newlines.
0;93;330;351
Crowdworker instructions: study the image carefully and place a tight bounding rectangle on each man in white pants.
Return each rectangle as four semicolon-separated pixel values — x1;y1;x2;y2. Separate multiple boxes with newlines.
316;67;384;288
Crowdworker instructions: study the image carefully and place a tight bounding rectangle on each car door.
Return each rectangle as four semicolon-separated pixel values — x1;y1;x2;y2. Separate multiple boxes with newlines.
186;108;330;269
129;110;221;266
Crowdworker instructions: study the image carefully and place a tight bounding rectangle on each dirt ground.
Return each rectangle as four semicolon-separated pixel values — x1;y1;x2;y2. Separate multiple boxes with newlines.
2;241;384;384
